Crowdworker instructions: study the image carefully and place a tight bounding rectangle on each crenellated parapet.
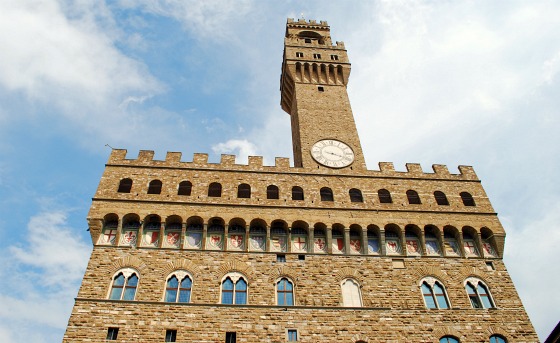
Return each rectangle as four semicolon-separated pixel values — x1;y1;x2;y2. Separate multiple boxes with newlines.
107;149;478;181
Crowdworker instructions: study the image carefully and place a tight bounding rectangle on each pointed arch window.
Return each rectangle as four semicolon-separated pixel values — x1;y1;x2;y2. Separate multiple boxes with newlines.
117;178;132;193
277;278;294;306
237;183;251;198
178;181;192;196
465;278;494;309
320;187;334;201
378;189;392;203
420;277;450;309
208;182;222;197
349;188;363;203
440;336;460;343
109;269;139;301
147;180;162;194
292;186;304;200
460;192;476;206
406;190;421;204
165;272;192;303
221;273;248;305
489;335;507;343
267;185;279;199
341;278;362;307
434;191;449;205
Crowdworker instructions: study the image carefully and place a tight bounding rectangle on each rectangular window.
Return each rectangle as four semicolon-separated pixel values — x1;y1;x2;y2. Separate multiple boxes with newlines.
313;53;321;59
317;86;324;92
304;38;311;43
288;329;298;341
330;54;339;60
392;259;405;269
296;52;303;57
276;254;286;263
298;254;305;261
106;327;119;340
225;332;237;343
486;261;495;271
165;329;177;342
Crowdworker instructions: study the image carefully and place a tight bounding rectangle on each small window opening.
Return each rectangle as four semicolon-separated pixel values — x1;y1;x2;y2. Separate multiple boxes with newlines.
225;332;237;343
267;185;279;199
406;190;421;204
288;329;298;341
318;86;324;92
178;181;192;196
117;178;132;193
277;254;286;263
320;187;334;201
330;54;339;60
378;189;392;203
298;254;305;261
147;180;162;194
313;53;321;59
292;186;304;201
296;52;303;57
434;191;449;205
106;327;119;340
460;192;476;206
304;38;311;43
165;329;177;342
486;261;495;271
237;183;251;198
208;182;222;197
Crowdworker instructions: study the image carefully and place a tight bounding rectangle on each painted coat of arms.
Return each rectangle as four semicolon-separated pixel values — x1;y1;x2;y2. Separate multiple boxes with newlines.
209;234;223;249
250;235;265;251
292;236;307;252
186;232;202;248
271;236;286;252
332;238;344;253
122;230;137;246
482;242;496;257
426;240;440;255
386;239;400;254
406;239;420;254
230;234;244;250
350;239;361;253
143;231;159;246
444;239;460;256
102;229;117;244
367;239;379;254
314;238;326;252
166;232;180;247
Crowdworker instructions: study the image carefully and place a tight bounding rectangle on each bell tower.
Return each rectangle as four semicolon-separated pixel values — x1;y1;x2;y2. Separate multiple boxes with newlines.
280;18;366;171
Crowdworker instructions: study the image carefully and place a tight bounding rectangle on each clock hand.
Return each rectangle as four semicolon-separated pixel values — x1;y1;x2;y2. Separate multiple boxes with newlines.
325;151;343;157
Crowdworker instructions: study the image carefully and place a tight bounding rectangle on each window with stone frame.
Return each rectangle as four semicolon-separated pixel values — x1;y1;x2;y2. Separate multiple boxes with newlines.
117;178;132;193
106;327;119;340
349;188;364;202
320;187;334;201
489;334;507;343
178;181;192;196
109;268;139;301
420;277;450;309
378;189;392;203
460;191;476;206
164;271;192;303
292;186;304;200
465;277;495;309
434;191;449;205
267;185;279;199
221;273;248;305
208;182;222;197
341;278;362;307
276;277;294;306
406;189;421;204
237;183;251;198
147;179;162;194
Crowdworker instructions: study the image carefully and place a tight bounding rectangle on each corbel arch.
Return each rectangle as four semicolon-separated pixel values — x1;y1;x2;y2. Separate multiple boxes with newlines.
108;254;147;275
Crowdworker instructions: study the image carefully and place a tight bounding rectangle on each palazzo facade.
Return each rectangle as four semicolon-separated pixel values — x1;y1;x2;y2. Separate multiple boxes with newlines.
63;19;538;343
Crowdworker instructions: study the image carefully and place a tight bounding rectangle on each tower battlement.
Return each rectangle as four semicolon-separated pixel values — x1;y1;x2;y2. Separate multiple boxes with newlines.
287;18;329;27
107;149;478;180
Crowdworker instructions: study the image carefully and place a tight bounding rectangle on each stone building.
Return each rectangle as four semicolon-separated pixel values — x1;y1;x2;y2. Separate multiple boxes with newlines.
63;18;538;343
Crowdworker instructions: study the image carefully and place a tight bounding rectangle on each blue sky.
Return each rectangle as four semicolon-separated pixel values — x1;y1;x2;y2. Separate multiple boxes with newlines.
0;1;559;341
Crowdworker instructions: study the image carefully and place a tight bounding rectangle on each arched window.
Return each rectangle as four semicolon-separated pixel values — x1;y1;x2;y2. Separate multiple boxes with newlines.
237;183;251;198
341;279;362;307
378;189;392;203
349;188;363;203
267;185;279;199
109;268;139;301
406;190;421;204
440;336;460;343
221;273;248;305
208;182;222;197
117;178;132;193
277;278;294;306
489;335;507;343
165;272;192;303
465;278;494;309
320;187;334;201
292;186;304;200
434;191;449;205
178;181;192;196
460;192;476;206
420;277;450;309
147;180;162;194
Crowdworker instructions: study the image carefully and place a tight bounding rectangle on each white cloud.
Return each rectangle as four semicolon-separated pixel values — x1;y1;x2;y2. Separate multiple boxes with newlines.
0;210;89;343
212;139;258;163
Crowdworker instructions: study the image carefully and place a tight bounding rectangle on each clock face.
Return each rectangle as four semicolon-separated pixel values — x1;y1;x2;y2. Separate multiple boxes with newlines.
311;139;355;168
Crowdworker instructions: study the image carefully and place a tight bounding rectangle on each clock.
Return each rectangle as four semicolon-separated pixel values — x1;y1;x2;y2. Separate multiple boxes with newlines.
311;139;355;168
